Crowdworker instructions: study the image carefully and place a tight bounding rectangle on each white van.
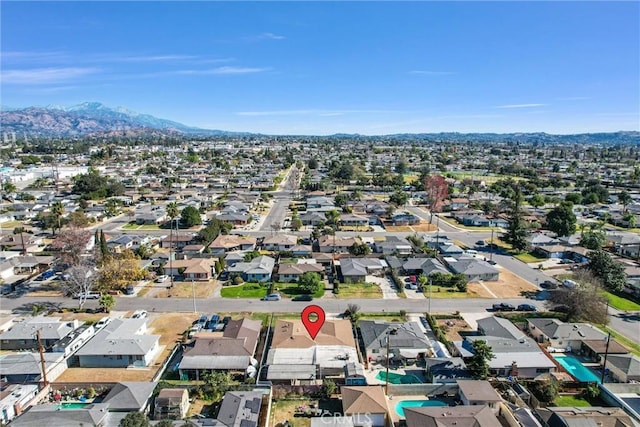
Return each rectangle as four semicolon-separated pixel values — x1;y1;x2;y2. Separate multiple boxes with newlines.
464;249;478;256
95;317;112;329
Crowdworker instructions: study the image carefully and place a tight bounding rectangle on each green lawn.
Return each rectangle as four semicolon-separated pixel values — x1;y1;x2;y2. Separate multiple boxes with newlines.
514;252;547;263
220;283;268;298
600;325;640;357
603;292;640;311
336;282;383;299
423;288;473;298
554;395;591;407
273;282;325;298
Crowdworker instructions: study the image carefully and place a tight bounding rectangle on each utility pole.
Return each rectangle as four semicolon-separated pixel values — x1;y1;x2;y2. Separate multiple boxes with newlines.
601;332;611;383
489;228;495;263
385;331;391;396
36;330;49;387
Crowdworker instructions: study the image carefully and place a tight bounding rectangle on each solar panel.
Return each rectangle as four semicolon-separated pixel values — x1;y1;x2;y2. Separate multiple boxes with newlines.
240;420;256;427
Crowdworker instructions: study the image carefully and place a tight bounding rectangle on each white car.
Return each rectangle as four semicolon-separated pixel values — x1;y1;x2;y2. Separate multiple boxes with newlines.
131;310;147;319
74;292;100;300
95;317;112;328
156;275;169;283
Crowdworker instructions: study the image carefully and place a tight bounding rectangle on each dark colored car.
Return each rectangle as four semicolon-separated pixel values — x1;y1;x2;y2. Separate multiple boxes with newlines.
124;284;135;295
475;240;486;246
540;280;558;289
292;294;313;302
221;316;232;325
492;303;516;311
517;304;537;312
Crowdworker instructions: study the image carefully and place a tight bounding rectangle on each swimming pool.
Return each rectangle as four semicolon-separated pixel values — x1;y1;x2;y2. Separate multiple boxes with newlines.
553;354;601;383
375;371;423;384
57;402;91;410
395;399;447;417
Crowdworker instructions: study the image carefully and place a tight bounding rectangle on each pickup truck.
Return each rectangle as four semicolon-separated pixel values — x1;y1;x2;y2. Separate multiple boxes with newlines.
492;303;516;311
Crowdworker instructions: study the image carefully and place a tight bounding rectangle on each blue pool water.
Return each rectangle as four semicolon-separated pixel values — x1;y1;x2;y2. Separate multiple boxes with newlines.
553;354;601;383
395;399;447;417
375;371;423;384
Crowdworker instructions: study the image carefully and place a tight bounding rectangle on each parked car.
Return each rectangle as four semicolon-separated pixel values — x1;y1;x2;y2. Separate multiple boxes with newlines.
476;240;486;246
131;310;147;319
124;284;135;295
206;314;220;329
540;280;558;289
261;293;281;301
156;275;169;283
292;294;313;302
492;303;516;311
74;292;100;300
95;317;112;328
221;316;232;325
188;324;202;338
517;304;537;312
196;314;208;327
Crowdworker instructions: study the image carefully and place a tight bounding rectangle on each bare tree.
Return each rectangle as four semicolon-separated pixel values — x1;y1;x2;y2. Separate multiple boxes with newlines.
51;228;93;268
62;262;98;310
547;270;608;324
424;175;449;223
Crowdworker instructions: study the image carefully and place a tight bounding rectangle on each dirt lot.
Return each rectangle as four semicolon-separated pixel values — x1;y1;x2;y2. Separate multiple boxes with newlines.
149;281;217;298
55;312;198;383
436;318;473;342
467;268;537;298
384;221;437;233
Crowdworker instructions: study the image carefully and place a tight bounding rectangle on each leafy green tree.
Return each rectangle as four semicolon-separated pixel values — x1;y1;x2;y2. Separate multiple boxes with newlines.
581;231;605;250
348;242;371;256
202;370;231;402
119;411;150;427
290;217;302;231
298;272;321;294
99;294;116;312
565;193;582;205
166;202;180;224
504;186;529;252
587;249;627;292
180;206;202;227
155;420;174;427
528;381;558;403
389;190;409;207
322;379;337;397
618;190;632;213
2;181;16;195
529;193;545;208
467;340;495;380
545;201;577;237
50;201;65;235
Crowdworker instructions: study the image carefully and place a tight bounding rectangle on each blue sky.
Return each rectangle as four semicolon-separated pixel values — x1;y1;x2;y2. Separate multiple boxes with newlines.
1;1;638;135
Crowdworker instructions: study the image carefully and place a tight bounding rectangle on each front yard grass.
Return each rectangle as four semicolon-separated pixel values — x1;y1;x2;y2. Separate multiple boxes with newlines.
159;281;216;298
553;395;591;407
514;252;547;263
122;222;162;230
220;282;268;299
424;288;476;298
603;291;640;311
336;282;383;299
274;282;325;298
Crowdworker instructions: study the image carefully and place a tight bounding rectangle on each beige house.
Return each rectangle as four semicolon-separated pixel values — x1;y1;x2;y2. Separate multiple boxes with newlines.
341;386;390;427
154;388;189;420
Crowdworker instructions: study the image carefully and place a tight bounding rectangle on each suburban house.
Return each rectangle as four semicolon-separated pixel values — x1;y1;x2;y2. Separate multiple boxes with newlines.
339;257;386;282
526;318;608;351
179;319;261;380
604;354;640;383
228;255;275;282
341;386;390;427
318;235;363;253
262;234;298;251
299;211;326;226
160;234;195;250
0;352;67;384
212;390;266;427
339;214;369;227
75;318;161;368
359;320;431;364
402;257;449;276
374;236;413;255
454;317;556;379
265;319;360;384
0;384;39;425
100;382;157;413
405;405;501;427
209;235;257;256
457;380;502;413
536;407;634;427
164;258;216;281
154;388;189;420
446;259;500;281
0;317;81;351
135;206;167;225
276;261;324;282
424;357;472;383
391;212;421;226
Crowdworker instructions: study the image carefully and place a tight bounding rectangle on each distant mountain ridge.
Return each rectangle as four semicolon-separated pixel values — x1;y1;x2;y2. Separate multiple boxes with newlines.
0;102;638;143
0;102;244;137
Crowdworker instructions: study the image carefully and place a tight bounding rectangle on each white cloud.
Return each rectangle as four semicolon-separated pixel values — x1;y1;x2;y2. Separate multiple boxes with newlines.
1;67;100;85
495;103;546;109
176;66;270;75
259;32;285;40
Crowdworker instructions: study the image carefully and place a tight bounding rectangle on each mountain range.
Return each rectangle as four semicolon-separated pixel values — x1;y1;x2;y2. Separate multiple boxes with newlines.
1;102;638;143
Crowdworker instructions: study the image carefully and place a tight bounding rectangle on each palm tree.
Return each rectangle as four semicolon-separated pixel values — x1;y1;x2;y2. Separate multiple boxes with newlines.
51;202;65;235
166;202;179;289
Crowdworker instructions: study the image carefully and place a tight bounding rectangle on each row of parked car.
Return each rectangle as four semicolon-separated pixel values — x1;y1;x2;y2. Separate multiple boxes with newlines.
188;313;232;338
491;303;537;312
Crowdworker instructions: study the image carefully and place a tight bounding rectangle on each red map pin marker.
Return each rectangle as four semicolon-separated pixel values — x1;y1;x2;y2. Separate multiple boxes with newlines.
301;305;325;340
